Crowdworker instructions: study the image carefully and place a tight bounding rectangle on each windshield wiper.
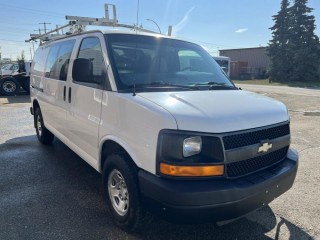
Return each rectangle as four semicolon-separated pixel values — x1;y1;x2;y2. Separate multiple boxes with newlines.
193;82;236;90
128;81;200;90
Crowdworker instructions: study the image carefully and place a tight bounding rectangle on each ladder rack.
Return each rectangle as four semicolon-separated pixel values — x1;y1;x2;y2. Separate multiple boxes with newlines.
26;4;166;43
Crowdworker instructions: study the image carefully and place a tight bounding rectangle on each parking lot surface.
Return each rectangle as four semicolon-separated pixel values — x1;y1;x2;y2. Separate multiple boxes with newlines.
0;85;319;240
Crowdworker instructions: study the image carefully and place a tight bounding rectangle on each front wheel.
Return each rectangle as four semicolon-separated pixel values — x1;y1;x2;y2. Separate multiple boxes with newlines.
102;154;150;232
35;108;54;145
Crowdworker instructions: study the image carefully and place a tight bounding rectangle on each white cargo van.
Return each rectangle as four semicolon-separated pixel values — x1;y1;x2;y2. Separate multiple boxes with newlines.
30;30;298;232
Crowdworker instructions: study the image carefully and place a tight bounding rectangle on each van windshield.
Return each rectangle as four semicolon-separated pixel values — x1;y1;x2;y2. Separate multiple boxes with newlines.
105;34;236;92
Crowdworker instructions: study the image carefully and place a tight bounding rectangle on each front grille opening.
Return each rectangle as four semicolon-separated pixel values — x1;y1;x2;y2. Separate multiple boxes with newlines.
226;147;288;178
223;124;290;150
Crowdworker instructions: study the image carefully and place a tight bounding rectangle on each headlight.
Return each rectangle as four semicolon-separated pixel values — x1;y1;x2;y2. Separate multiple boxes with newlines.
157;130;225;177
183;136;202;157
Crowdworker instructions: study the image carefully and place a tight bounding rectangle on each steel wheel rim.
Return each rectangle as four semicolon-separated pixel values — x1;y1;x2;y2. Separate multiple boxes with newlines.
108;169;129;216
37;114;42;136
3;81;16;93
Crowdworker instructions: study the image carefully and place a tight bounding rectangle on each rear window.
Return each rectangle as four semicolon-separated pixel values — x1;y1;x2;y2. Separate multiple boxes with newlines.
45;40;75;81
32;46;49;76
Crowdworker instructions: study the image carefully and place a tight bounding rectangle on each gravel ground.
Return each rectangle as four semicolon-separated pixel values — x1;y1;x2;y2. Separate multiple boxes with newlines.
0;85;319;240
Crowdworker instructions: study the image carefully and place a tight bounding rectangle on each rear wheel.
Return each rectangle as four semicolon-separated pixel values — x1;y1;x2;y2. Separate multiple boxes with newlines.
102;154;150;232
35;108;54;145
0;77;20;96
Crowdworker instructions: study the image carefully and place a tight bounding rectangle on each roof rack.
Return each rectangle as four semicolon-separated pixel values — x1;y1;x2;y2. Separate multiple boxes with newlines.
26;4;170;43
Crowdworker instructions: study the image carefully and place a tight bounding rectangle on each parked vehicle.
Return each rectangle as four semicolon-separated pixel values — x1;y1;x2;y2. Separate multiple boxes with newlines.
213;56;230;76
0;63;19;76
0;60;31;96
30;30;298;232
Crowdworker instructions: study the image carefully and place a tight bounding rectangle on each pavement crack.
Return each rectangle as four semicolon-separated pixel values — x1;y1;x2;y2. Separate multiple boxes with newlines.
298;146;320;154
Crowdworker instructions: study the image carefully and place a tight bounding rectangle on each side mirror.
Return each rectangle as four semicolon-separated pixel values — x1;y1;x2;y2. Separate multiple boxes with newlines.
72;58;100;84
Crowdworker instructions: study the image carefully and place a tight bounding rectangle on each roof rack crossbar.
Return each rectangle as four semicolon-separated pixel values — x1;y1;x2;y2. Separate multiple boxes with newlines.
25;22;75;42
25;3;166;43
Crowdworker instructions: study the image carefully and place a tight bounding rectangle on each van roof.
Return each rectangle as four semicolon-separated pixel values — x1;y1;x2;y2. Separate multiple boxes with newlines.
39;29;176;46
102;29;173;39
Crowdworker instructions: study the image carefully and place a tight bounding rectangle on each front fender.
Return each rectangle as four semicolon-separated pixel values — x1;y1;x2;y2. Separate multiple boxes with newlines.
99;135;142;171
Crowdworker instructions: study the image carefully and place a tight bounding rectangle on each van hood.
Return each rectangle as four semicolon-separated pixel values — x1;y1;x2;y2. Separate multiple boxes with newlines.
137;90;289;133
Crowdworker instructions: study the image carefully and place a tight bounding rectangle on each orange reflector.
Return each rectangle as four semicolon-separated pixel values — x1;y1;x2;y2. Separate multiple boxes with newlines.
160;163;224;177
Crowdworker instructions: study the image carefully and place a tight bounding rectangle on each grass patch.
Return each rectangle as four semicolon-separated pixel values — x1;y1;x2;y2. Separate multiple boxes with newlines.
233;79;320;88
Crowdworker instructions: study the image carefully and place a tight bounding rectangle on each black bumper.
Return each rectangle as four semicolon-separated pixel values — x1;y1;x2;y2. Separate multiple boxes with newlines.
138;148;298;223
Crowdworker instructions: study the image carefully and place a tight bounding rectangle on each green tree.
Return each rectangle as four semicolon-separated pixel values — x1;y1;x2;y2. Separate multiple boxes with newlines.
267;0;292;82
288;0;320;82
268;0;320;82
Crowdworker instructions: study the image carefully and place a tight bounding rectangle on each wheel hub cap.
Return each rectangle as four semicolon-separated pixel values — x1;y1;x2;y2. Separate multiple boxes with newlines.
3;81;16;93
108;169;129;216
37;115;42;136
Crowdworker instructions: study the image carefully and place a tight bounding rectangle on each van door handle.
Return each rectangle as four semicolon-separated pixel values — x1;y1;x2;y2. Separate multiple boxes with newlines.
63;86;66;101
68;87;71;103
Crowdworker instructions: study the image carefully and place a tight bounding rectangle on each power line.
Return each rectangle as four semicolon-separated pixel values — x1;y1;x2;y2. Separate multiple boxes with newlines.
0;22;39;27
0;3;66;16
0;39;25;43
34;29;43;35
0;26;31;33
0;30;30;36
39;22;51;33
183;37;237;49
0;42;27;46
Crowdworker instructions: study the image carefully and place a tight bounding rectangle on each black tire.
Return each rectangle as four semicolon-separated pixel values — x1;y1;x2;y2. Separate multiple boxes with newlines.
34;108;54;145
102;153;150;232
0;77;20;96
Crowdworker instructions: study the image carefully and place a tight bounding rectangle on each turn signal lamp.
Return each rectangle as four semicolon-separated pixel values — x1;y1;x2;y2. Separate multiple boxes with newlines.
160;163;224;177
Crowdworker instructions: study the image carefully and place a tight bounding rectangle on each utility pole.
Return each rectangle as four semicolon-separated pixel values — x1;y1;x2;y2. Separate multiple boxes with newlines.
34;28;42;35
32;42;35;54
34;28;45;45
39;22;51;33
29;47;33;59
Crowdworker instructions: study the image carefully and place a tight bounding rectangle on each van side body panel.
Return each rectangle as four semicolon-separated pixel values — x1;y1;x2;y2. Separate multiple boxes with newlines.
98;92;177;174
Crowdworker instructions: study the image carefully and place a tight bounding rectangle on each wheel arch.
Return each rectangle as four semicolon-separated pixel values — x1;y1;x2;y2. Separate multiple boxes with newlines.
32;99;40;128
99;136;141;173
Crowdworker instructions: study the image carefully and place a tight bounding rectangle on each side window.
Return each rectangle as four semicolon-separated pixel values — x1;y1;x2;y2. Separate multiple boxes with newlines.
45;40;75;80
32;46;49;76
76;37;106;85
11;64;19;71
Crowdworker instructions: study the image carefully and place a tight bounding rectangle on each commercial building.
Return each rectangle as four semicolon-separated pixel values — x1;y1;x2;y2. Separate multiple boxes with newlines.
219;47;270;79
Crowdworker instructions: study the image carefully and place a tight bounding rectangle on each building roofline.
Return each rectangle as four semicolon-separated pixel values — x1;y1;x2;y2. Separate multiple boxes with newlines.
219;46;267;51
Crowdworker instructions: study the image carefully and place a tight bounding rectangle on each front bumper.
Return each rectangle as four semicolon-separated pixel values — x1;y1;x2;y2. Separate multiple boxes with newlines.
138;148;298;223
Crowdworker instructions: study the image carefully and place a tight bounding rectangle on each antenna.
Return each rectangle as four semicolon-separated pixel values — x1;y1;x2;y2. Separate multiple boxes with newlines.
136;0;140;28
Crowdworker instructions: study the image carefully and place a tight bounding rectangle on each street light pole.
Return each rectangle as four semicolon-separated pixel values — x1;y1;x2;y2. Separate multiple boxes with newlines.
146;18;161;34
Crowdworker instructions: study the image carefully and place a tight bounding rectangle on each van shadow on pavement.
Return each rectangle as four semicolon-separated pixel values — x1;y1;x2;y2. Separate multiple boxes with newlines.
0;135;312;240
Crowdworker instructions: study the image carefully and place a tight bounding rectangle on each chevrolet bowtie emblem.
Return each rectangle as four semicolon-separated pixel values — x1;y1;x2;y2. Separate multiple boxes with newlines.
258;142;273;153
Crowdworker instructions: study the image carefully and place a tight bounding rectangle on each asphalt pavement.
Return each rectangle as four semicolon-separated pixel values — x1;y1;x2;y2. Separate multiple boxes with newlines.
0;85;319;240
